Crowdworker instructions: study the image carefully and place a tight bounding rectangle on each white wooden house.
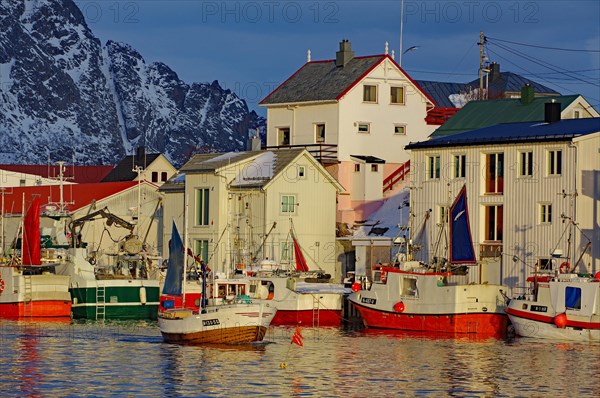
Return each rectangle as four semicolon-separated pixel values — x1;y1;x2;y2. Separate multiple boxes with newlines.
405;107;599;293
260;40;438;223
159;149;344;280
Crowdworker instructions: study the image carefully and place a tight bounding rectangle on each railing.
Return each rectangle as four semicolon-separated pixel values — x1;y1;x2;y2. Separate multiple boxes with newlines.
383;160;410;194
262;144;338;164
479;242;503;259
425;107;459;125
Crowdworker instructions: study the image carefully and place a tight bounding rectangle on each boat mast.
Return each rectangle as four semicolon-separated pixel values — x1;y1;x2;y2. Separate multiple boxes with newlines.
182;196;188;308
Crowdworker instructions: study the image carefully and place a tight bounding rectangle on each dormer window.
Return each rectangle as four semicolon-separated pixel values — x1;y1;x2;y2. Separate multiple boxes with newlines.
363;85;377;103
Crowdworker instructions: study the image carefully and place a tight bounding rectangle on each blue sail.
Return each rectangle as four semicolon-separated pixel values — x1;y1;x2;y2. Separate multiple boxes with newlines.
162;221;184;295
449;185;476;264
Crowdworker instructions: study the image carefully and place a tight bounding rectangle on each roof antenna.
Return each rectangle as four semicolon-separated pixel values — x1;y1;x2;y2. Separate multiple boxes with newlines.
307;49;311;62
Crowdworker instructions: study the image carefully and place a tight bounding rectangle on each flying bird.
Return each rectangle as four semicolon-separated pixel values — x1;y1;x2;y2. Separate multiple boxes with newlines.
403;46;420;54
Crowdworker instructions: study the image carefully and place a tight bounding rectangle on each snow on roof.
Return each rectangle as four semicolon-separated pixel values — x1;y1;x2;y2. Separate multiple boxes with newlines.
231;151;275;186
353;188;411;240
205;152;246;163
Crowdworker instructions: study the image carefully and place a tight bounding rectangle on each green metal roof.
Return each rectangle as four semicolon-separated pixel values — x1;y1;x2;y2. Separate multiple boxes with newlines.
431;95;580;137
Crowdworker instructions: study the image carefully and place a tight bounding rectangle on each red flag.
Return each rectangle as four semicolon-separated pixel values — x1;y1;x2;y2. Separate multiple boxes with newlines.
291;326;304;347
22;196;41;266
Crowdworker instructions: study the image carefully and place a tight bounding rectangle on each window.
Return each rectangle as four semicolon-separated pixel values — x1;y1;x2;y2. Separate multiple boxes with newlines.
547;149;562;176
574;110;580;119
484;205;503;241
371;164;379;172
354;164;361;172
278;127;290;146
538;258;552;271
519;151;534;177
401;277;418;296
394;124;406;135
363;85;377;102
485;153;504;194
281;195;296;214
427;155;441;180
161;172;168;182
298;166;306;179
280;241;293;262
194;240;209;263
453;154;466;179
315;123;325;143
390;86;405;104
196;188;210;226
437;205;448;226
357;123;370;134
151;172;158;182
539;203;552;224
565;287;581;309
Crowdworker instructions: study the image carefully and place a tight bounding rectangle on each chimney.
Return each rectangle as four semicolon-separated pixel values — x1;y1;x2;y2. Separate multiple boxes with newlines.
246;129;262;151
136;146;146;166
489;62;501;81
520;84;535;104
335;39;355;67
544;100;561;123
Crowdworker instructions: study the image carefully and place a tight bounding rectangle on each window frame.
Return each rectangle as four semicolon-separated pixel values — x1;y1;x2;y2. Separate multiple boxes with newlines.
354;164;361;172
315;123;325;143
485;152;504;194
371;164;379;172
539;203;552;224
484;205;503;242
281;194;297;215
277;127;291;146
194;239;209;263
519;150;534;177
453;154;466;179
393;124;407;135
363;85;378;103
357;122;370;134
547;149;562;176
195;188;210;226
427;155;441;180
390;86;405;105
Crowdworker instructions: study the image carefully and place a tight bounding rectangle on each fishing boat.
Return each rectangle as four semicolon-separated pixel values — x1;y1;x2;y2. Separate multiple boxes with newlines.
348;186;509;337
158;222;276;344
0;197;71;318
506;218;599;342
159;226;349;327
51;208;161;320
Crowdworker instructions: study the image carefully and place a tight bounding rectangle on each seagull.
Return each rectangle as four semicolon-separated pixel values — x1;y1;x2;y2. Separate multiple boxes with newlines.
403;46;420;54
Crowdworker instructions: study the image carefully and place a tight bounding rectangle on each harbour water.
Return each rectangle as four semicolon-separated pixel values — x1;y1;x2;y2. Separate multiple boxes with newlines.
1;319;598;397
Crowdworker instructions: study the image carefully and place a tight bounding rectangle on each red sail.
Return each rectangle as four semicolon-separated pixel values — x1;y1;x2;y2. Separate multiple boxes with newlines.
22;196;41;266
293;237;309;272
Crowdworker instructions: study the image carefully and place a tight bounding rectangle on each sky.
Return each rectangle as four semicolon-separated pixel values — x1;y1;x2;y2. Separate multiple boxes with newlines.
81;0;600;114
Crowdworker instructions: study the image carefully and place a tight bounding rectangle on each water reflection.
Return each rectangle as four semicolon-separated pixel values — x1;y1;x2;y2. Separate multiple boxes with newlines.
0;320;598;397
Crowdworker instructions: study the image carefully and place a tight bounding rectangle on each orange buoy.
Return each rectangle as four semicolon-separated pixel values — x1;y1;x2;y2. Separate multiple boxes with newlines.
351;282;361;292
393;301;405;313
554;313;567;328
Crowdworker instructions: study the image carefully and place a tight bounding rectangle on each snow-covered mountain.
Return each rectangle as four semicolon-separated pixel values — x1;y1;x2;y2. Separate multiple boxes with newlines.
0;0;265;167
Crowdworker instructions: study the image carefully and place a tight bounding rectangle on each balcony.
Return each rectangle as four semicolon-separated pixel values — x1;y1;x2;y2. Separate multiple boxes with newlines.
479;242;502;259
262;144;338;164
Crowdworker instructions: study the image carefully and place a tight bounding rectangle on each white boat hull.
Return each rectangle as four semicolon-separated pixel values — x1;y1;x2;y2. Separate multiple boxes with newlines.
158;302;277;344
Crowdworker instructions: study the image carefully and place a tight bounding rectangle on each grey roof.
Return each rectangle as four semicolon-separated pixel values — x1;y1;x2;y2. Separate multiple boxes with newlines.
158;173;185;193
350;155;386;164
415;80;469;108
406;117;600;150
180;152;261;173
260;56;385;105
102;153;161;182
180;149;308;188
465;72;559;98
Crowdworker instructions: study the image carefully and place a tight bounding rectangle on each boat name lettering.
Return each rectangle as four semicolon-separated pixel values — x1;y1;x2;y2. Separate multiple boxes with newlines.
361;297;376;305
202;319;221;326
530;305;547;312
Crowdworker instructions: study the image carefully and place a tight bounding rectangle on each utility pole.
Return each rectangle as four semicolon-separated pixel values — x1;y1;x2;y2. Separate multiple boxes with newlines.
399;0;405;66
478;31;485;100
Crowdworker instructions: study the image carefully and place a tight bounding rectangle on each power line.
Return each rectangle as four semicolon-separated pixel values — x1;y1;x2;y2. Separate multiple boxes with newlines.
486;36;600;53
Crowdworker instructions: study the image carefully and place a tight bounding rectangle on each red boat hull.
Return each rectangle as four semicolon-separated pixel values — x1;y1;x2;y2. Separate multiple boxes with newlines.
0;300;72;318
353;302;508;337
